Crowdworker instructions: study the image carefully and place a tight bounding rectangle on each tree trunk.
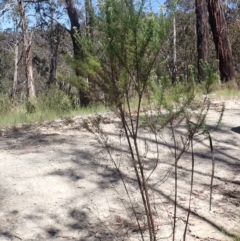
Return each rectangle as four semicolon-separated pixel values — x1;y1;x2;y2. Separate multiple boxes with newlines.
65;0;90;106
65;0;83;58
207;0;237;86
48;0;58;86
12;38;19;101
49;39;58;86
18;0;36;98
195;0;209;81
172;15;177;84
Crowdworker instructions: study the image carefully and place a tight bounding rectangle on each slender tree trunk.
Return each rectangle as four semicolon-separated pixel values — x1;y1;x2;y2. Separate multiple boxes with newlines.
18;0;36;98
49;40;58;86
65;0;90;106
12;38;19;101
207;0;237;86
195;0;209;81
172;15;177;84
48;1;58;86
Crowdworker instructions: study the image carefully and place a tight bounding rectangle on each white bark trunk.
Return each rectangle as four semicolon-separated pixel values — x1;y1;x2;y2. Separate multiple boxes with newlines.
18;0;36;98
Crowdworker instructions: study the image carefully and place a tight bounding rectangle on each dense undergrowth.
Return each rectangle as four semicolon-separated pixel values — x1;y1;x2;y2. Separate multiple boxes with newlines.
0;86;107;128
0;84;239;129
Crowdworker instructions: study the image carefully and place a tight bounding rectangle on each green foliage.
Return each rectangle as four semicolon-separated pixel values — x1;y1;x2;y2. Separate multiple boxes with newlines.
68;0;171;106
0;93;11;114
0;50;13;93
145;68;219;133
25;100;36;114
0;96;107;128
214;88;240;97
200;61;219;92
74;2;175;239
234;235;240;241
39;86;72;112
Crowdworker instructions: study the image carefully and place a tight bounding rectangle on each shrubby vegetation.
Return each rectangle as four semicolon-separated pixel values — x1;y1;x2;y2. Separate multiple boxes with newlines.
74;1;225;240
38;86;73;113
0;93;11;115
0;0;239;240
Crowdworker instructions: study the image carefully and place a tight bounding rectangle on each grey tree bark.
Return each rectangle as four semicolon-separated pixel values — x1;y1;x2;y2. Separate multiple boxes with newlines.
12;38;19;101
18;0;36;98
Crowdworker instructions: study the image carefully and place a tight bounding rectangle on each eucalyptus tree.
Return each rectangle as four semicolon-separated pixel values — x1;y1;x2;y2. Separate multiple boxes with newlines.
29;0;95;105
64;0;96;106
194;0;237;86
195;0;209;81
39;0;94;105
164;0;197;82
11;20;21;100
34;0;67;86
0;0;37;98
18;0;36;98
206;0;237;86
225;0;240;74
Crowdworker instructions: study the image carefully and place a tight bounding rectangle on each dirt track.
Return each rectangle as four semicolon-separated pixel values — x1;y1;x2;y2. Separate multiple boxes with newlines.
0;97;240;241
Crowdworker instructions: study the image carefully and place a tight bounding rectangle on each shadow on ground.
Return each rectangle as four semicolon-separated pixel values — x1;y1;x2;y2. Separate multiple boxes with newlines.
231;126;240;134
0;117;240;240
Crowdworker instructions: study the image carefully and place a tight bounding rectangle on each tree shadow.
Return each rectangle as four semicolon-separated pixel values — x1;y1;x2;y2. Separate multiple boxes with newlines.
49;168;85;181
46;227;60;237
231;126;240;134
1;114;240;240
68;209;88;231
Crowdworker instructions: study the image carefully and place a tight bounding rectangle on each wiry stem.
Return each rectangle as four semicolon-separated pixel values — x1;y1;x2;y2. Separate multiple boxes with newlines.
119;107;145;240
171;120;178;241
183;135;195;241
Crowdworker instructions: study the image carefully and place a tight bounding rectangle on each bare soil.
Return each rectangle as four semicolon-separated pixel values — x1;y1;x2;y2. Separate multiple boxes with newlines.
0;97;240;241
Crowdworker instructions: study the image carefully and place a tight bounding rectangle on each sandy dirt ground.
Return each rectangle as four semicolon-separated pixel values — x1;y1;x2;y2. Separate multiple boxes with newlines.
0;97;240;241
